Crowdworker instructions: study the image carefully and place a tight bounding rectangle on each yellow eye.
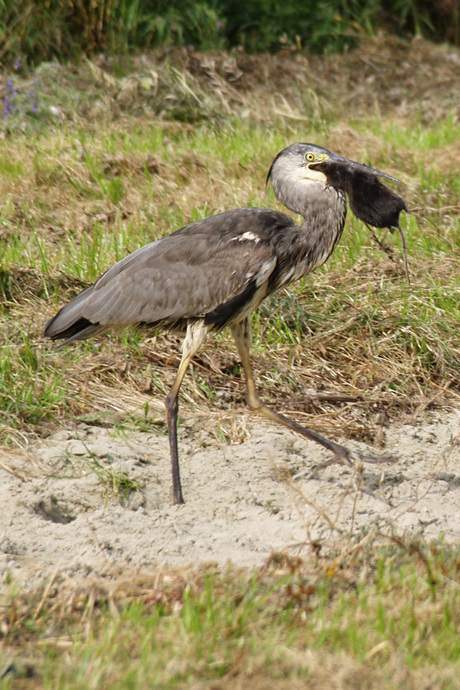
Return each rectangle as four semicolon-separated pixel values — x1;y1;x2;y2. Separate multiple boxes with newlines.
305;152;315;162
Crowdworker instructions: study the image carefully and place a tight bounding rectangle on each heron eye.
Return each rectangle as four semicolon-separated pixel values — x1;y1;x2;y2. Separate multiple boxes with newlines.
305;152;315;162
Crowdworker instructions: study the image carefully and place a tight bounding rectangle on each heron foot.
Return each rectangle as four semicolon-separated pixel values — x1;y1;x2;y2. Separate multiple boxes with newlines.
292;450;397;481
313;449;398;471
255;404;398;470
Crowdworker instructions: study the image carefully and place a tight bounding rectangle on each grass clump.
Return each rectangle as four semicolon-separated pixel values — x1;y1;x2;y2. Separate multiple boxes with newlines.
0;330;67;440
62;445;143;504
0;37;459;443
1;536;460;688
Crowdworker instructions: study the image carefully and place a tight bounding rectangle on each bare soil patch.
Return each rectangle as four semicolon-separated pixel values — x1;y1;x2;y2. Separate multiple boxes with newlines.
1;410;459;589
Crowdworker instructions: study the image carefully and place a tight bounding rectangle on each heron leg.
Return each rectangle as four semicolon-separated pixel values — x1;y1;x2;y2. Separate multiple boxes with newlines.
231;318;396;468
165;321;211;505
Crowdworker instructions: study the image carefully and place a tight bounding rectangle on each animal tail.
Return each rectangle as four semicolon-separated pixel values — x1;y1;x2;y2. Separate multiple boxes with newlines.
44;285;104;345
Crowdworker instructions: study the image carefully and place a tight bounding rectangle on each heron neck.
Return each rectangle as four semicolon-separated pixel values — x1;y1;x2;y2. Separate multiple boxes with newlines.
273;183;347;285
274;178;336;218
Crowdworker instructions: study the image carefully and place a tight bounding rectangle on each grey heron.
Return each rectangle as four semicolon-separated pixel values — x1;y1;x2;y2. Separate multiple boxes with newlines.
44;143;407;504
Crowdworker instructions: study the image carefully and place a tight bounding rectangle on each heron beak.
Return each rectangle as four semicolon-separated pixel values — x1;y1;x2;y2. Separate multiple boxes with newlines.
346;159;400;183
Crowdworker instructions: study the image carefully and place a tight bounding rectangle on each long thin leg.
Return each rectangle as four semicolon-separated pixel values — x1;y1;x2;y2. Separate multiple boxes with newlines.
231;317;396;468
165;321;211;504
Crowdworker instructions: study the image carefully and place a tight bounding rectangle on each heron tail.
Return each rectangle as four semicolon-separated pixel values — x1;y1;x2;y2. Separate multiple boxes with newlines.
44;285;104;345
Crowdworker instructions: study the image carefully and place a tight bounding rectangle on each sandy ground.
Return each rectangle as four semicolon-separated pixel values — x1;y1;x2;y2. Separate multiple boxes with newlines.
1;409;460;589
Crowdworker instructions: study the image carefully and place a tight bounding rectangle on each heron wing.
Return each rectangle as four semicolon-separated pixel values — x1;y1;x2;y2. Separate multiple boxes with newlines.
63;208;292;333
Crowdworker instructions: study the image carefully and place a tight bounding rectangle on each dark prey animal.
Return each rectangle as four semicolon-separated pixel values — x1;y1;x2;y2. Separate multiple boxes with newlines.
44;143;407;504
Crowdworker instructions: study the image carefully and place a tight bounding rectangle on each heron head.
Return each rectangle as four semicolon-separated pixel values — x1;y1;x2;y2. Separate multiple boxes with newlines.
267;143;332;186
268;143;407;231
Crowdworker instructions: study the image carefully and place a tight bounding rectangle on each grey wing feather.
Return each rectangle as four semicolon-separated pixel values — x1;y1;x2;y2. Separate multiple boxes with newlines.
44;285;96;339
45;208;288;340
86;234;274;325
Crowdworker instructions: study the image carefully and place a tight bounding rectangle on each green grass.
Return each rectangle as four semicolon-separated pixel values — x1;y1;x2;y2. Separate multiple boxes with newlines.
2;539;460;688
1;96;459;429
0;328;68;440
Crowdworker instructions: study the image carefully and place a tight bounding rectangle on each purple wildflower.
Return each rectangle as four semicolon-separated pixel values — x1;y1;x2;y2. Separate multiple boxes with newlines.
6;80;19;95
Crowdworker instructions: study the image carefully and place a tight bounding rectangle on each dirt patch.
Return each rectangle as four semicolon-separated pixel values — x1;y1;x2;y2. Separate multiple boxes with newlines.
1;410;459;589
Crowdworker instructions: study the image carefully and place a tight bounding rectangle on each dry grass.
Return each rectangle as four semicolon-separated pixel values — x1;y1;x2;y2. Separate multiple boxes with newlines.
0;35;459;447
1;533;459;688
